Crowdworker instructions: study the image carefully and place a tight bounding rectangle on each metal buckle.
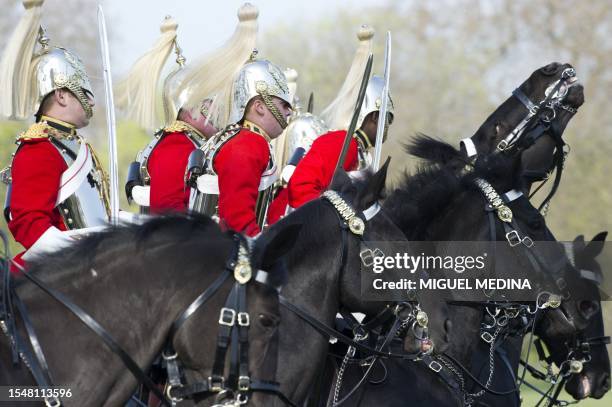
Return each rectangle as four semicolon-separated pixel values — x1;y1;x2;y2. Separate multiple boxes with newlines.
360;248;375;267
238;375;250;391
562;67;576;79
219;308;236;326
166;384;184;403
360;247;384;267
162;350;178;360
522;236;534;247
505;230;522;247
481;331;494;343
428;360;442;372
237;312;250;327
237;393;249;405
373;248;384;257
497;139;509;151
44;397;61;407
208;375;225;392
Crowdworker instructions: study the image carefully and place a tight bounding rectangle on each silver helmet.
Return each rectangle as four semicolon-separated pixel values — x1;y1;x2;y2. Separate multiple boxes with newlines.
357;75;394;129
35;45;94;118
162;41;189;122
229;57;293;127
285;112;328;156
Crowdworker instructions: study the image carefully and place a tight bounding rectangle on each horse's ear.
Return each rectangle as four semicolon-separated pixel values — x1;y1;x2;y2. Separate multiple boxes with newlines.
584;231;607;259
329;168;351;191
357;157;391;210
259;223;303;270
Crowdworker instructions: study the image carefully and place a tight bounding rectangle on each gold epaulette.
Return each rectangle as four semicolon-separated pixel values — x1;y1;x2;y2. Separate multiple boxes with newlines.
162;120;205;140
17;122;51;141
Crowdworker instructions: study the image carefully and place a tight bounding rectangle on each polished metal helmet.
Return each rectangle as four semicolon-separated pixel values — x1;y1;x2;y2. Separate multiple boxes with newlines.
357;75;394;129
229;57;293;127
34;45;94;118
285;112;328;156
162;41;190;122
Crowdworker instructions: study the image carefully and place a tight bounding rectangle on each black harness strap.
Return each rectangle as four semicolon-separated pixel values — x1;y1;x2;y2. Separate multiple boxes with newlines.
15;263;171;406
10;291;54;387
279;296;419;360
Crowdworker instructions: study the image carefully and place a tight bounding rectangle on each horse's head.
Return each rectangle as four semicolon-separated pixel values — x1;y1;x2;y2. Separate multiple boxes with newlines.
469;62;583;156
536;232;610;400
387;140;589;364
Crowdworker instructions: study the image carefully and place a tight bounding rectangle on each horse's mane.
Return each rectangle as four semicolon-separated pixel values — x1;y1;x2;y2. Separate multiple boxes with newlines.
255;169;376;264
385;134;522;238
23;213;220;282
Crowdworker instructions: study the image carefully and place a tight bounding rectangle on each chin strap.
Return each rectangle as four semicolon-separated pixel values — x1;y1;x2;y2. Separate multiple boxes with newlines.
259;89;288;129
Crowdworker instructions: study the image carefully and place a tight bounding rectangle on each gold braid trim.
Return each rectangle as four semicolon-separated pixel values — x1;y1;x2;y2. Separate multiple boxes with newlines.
163;120;205;140
18;116;79;141
258;89;288;130
242;119;271;142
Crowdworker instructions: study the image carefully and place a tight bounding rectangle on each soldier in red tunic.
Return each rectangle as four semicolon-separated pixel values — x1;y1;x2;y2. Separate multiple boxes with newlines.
287;76;395;209
0;4;110;267
188;53;293;237
285;25;395;209
119;16;227;213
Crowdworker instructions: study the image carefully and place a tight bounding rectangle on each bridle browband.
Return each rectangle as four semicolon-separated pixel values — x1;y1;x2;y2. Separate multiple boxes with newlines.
0;233;294;407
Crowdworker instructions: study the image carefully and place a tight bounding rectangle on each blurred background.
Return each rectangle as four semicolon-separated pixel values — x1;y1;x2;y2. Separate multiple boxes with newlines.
0;0;610;404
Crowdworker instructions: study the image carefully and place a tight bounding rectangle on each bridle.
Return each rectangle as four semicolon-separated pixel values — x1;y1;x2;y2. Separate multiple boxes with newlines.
496;67;578;153
422;177;573;406
437;176;609;406
460;67;580;214
518;248;610;406
276;189;434;407
460;67;579;158
0;232;293;407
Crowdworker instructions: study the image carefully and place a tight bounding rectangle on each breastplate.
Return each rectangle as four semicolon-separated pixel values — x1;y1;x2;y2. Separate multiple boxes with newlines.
50;137;110;229
190;126;277;228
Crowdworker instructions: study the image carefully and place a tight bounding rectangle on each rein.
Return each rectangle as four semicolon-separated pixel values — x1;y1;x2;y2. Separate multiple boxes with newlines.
276;190;427;406
0;233;293;407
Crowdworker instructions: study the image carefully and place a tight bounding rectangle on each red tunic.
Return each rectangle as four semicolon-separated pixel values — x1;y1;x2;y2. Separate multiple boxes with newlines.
214;128;271;237
8;138;68;268
287;130;358;209
147;131;195;213
267;186;289;225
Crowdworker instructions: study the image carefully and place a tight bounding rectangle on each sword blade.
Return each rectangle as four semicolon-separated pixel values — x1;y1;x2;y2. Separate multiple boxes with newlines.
307;92;314;114
97;5;120;225
330;53;373;186
372;31;392;171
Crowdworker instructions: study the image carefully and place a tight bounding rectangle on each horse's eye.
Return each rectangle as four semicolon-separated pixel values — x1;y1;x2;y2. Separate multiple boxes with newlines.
540;63;561;76
258;314;277;328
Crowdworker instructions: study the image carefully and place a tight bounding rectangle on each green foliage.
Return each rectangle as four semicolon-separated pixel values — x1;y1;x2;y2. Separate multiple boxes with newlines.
261;0;612;240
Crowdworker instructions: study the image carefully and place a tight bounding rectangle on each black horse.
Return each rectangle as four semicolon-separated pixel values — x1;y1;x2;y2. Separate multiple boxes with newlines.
324;141;575;406
324;64;588;406
0;214;300;406
417;62;583;211
301;62;589;406
532;232;610;401
467;232;610;407
255;162;452;406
